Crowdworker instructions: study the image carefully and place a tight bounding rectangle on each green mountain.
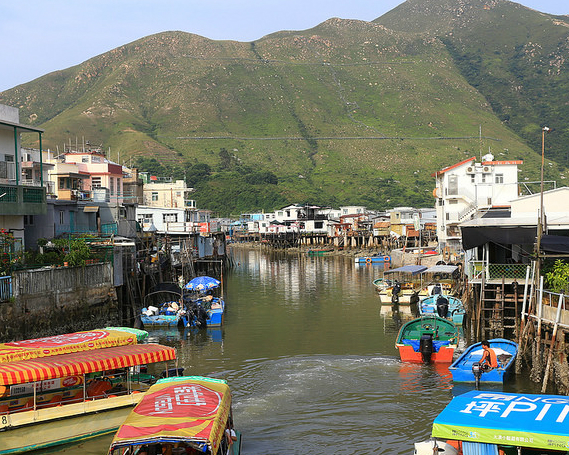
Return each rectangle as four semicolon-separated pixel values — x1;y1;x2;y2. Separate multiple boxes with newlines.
1;0;566;216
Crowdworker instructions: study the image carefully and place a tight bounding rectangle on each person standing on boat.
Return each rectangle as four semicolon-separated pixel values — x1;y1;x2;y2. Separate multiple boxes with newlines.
480;340;498;371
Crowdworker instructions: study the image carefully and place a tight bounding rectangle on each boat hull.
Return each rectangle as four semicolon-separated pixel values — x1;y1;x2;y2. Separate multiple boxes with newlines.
396;344;456;363
140;314;180;327
0;393;144;454
355;256;389;264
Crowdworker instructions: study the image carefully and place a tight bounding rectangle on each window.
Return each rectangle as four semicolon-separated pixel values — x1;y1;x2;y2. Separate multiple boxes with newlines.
471;175;475;183
59;211;65;224
91;177;102;188
91;156;101;163
24;215;34;225
151;192;159;201
438;198;443;206
495;174;504;184
117;178;121;196
481;174;486;183
315;221;323;229
449;200;458;204
4;154;14;162
110;177;114;195
82;156;89;163
448;175;458;195
446;213;450;221
139;214;153;223
163;213;178;223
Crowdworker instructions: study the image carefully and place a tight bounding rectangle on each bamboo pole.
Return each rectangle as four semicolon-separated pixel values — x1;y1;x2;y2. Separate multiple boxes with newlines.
541;294;564;392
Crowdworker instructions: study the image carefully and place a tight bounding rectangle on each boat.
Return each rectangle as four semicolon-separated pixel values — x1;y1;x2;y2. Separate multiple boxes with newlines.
354;254;391;264
419;295;465;325
307;248;334;256
182;295;225;328
141;288;185;327
378;265;430;314
108;375;242;455
414;390;569;455
448;338;518;384
373;277;392;292
0;327;178;454
395;315;459;363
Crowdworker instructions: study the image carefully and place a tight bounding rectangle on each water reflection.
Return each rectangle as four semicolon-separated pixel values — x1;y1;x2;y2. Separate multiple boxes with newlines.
35;248;537;455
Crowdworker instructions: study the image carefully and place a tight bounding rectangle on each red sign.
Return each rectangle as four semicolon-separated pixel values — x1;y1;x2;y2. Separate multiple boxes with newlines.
135;383;222;418
7;331;109;349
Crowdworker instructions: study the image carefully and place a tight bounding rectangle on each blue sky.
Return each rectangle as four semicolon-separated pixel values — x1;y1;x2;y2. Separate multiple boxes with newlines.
0;0;567;92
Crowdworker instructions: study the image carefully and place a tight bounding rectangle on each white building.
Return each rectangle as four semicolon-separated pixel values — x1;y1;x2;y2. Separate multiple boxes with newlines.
432;153;521;250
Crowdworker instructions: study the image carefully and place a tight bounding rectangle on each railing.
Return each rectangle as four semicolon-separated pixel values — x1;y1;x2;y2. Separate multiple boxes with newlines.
0;276;12;301
468;261;529;280
55;224;97;236
101;223;118;235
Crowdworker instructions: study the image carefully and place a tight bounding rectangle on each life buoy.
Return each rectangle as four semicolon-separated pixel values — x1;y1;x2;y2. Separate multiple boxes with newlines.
366;257;372;264
384;255;391;263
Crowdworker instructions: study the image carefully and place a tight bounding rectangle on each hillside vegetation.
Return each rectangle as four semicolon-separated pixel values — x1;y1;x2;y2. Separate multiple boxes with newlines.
1;0;566;215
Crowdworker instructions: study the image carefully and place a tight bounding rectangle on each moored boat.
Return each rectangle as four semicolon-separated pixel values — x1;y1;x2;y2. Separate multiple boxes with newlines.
355;254;390;264
108;375;242;455
448;338;518;383
419;295;465;325
395;315;459;363
0;328;178;454
415;390;569;455
378;265;429;314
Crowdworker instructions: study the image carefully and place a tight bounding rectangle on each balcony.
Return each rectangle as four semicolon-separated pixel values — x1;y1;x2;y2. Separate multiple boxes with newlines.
468;260;529;284
0;184;46;215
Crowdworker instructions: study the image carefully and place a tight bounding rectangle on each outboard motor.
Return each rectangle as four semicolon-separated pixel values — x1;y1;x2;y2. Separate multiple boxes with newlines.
419;334;434;363
472;362;482;389
436;295;449;318
431;283;442;295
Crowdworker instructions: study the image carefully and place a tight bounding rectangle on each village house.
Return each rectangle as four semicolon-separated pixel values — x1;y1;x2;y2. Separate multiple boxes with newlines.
0;104;47;249
433;153;521;252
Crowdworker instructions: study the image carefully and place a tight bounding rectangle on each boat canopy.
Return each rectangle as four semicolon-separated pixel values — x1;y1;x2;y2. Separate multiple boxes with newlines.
0;328;147;364
432;390;569;450
384;265;428;275
0;343;176;386
421;265;458;275
109;376;232;454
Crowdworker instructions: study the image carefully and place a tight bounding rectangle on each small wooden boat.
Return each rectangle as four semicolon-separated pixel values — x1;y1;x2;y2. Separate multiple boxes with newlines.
355;254;390;264
448;338;518;383
378;265;429;314
307;248;334;256
419;294;465;325
182;296;225;328
395;315;459;363
414;390;569;455
108;375;242;455
0;328;178;454
141;288;185;327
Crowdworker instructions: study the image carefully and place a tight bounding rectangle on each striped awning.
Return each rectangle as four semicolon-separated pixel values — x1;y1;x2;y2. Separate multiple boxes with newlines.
0;344;176;386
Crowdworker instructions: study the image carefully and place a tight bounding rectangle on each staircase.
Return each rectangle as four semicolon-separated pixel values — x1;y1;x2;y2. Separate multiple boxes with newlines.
478;278;520;340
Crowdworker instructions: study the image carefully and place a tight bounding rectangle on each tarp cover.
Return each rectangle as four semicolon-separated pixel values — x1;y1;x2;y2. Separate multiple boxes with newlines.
422;265;459;275
540;235;569;255
0;343;176;386
0;328;145;364
110;376;231;453
384;265;428;275
432;390;569;450
461;226;536;250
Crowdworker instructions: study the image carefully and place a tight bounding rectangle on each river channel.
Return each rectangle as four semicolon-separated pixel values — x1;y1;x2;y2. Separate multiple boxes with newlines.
40;247;541;455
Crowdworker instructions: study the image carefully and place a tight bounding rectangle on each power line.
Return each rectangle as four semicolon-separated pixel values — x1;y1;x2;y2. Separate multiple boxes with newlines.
174;135;502;141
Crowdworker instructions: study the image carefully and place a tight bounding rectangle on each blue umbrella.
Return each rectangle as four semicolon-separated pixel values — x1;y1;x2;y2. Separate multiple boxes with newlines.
184;276;221;291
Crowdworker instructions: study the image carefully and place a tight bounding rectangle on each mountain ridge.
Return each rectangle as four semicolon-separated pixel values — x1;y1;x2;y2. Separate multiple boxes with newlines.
0;0;566;215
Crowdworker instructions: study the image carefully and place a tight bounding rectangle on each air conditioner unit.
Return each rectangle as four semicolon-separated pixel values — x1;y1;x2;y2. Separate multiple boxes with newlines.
466;166;474;173
483;166;490;172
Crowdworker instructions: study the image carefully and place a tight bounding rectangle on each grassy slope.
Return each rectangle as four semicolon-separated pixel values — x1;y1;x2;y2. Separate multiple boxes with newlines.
0;12;549;215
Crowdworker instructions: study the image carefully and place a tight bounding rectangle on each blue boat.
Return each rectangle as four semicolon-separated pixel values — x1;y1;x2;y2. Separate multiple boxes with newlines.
449;338;518;383
355;255;390;264
140;289;184;327
181;295;225;328
419;294;465;325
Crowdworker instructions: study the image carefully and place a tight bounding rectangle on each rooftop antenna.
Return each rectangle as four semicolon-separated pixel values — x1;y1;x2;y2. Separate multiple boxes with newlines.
479;125;482;161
